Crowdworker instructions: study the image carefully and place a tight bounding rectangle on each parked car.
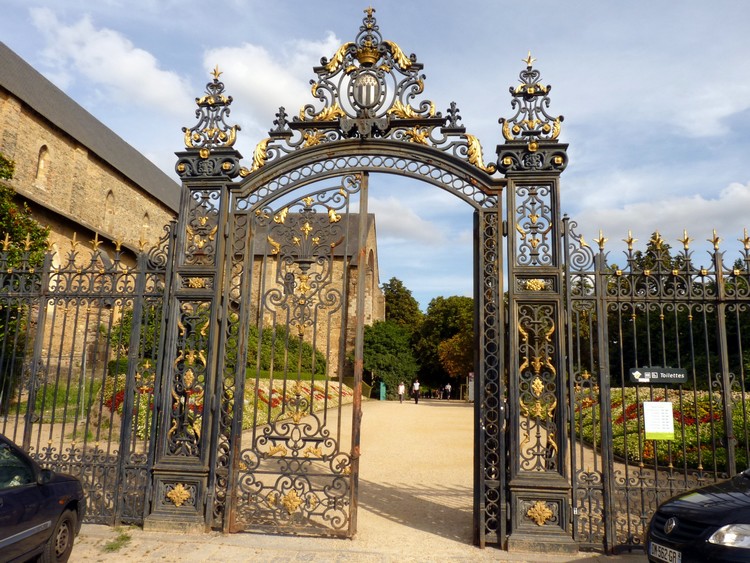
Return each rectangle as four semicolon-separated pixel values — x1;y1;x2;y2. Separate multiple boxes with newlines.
646;469;750;562
0;434;86;562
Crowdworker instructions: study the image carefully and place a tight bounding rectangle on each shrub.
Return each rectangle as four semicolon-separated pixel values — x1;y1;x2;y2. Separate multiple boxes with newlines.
575;387;748;473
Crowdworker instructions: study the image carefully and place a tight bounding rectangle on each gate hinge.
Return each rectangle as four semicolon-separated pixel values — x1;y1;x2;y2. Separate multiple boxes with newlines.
502;220;508;237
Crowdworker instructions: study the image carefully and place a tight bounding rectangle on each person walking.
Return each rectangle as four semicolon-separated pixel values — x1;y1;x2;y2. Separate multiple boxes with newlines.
398;382;405;403
445;382;452;400
412;379;420;404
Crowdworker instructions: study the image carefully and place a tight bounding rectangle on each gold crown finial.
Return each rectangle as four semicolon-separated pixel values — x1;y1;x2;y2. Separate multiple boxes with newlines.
523;51;536;67
365;6;375;17
356;40;379;66
211;65;222;80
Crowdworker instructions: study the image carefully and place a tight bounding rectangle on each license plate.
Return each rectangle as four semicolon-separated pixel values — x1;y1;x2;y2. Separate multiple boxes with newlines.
649;541;681;563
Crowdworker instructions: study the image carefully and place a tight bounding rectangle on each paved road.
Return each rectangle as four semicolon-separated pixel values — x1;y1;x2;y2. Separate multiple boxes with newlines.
71;399;646;562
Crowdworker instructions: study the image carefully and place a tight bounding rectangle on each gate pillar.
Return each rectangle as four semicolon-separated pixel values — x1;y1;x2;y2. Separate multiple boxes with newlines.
145;71;242;531
496;55;576;553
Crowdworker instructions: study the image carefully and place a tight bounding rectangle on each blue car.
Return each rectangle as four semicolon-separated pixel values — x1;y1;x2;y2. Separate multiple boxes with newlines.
0;434;86;562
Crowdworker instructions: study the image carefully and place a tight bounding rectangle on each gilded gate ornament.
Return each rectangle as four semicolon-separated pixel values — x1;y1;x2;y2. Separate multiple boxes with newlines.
166;483;192;507
497;55;567;173
183;66;238;150
527;500;554;526
239;8;496;174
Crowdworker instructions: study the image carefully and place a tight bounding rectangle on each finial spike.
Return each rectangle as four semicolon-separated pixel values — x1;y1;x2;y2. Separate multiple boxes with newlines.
709;229;721;250
623;230;637;251
678;229;692;250
740;228;750;251
593;230;608;251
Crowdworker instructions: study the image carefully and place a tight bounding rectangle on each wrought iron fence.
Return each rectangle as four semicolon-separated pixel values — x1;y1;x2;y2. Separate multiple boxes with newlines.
564;219;750;551
0;226;173;525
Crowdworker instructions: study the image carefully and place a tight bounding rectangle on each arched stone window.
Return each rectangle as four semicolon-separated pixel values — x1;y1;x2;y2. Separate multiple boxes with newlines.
35;145;49;188
141;212;150;245
104;191;115;234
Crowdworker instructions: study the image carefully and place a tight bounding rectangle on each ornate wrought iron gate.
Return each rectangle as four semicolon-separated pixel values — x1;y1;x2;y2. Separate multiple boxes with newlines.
3;6;749;555
146;9;505;544
0;228;173;524
220;175;369;536
564;224;750;552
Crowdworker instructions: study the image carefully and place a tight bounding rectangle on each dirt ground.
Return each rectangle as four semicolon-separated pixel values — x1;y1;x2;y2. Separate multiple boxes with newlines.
71;399;646;562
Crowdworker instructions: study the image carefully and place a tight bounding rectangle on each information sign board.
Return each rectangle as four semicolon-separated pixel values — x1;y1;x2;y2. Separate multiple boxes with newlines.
643;401;675;440
629;367;687;384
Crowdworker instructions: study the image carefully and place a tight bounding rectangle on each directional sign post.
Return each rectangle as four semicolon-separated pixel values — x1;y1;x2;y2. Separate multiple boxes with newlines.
629;367;687;384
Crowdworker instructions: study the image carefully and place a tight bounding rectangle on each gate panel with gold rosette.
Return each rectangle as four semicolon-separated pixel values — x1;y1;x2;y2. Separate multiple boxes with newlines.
224;175;366;536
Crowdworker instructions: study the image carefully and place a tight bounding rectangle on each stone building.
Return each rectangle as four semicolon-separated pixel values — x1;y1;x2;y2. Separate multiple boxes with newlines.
249;212;385;376
0;42;384;383
0;41;179;256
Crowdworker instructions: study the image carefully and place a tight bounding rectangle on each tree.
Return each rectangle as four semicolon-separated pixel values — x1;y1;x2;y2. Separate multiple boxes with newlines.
0;153;49;412
414;295;473;387
382;277;423;328
438;330;473;378
0;153;49;266
362;320;419;399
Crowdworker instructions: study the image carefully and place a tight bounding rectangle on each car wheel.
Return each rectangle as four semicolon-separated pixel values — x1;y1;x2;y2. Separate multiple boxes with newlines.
40;509;76;563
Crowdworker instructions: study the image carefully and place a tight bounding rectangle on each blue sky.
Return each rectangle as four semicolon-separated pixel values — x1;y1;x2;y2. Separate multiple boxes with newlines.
3;1;750;309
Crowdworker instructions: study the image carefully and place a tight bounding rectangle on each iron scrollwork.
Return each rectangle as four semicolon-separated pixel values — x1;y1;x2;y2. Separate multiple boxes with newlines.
167;301;210;458
514;184;555;267
177;67;243;179
246;8;496;176
497;54;567;174
517;303;560;472
184;189;220;266
234;382;352;532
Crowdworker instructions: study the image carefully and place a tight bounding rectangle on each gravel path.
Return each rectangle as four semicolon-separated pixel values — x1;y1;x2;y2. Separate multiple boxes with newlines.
70;399;645;562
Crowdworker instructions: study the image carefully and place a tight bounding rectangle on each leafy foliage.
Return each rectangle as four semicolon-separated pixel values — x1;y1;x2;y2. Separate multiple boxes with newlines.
247;325;327;375
575;387;748;473
414;295;473;386
0;153;13;180
0;153;49;267
362;320;419;398
438;330;473;378
108;303;327;376
103;305;163;359
0;153;49;412
382;277;423;328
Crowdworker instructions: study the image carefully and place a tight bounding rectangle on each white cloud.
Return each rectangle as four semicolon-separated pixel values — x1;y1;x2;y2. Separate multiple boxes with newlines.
573;181;750;256
369;196;445;245
30;8;193;116
204;33;341;145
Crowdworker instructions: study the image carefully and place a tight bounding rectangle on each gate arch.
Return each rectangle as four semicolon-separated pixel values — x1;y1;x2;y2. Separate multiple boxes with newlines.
146;7;569;552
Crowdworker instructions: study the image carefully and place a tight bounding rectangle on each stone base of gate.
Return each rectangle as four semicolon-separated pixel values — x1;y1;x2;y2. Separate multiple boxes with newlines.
506;476;577;554
143;470;209;533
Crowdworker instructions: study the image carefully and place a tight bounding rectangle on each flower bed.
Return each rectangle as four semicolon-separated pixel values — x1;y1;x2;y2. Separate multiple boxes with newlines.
101;374;356;438
243;379;355;429
575;387;749;472
102;374;155;440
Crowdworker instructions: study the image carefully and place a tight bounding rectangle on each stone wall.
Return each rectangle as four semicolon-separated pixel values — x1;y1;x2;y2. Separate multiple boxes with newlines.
247;216;385;378
0;89;176;254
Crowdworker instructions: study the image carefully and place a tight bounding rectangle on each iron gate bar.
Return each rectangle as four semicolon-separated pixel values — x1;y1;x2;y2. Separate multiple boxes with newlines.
349;171;369;537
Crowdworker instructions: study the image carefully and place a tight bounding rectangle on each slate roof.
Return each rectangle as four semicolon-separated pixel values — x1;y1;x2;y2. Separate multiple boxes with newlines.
0;42;180;212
